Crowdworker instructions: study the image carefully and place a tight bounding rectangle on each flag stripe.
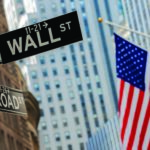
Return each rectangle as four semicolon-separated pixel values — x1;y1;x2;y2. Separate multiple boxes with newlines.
118;80;125;113
138;101;150;150
127;90;144;149
121;85;134;141
147;140;150;150
123;88;140;148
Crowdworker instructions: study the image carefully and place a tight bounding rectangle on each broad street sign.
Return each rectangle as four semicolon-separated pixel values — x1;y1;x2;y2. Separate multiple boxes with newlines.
0;11;83;64
0;86;27;116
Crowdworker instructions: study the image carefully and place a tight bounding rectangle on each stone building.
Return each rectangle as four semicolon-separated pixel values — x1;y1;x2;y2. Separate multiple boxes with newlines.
0;1;40;150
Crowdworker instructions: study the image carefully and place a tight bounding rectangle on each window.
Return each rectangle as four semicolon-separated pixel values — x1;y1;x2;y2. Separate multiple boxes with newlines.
57;93;63;101
57;146;62;150
41;122;47;130
94;117;99;127
36;96;41;103
64;66;70;74
52;68;58;76
39;56;45;64
60;106;65;114
93;65;98;75
74;67;79;77
55;80;60;88
45;82;50;90
62;118;68;127
50;55;55;63
65;131;71;140
52;120;58;128
79;43;84;51
74;117;80;125
78;84;82;91
72;104;77;112
62;54;67;62
55;133;61;142
77;130;82;138
42;69;48;77
40;5;46;13
66;79;72;88
80;143;84;150
87;83;91;89
31;71;37;79
69;91;75;99
96;82;101;88
50;108;55;115
68;144;73;150
44;135;49;143
40;109;44;117
47;95;52;103
34;83;40;91
81;55;86;64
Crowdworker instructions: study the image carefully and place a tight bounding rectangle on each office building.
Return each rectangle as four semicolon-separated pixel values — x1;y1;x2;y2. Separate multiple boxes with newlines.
4;0;120;149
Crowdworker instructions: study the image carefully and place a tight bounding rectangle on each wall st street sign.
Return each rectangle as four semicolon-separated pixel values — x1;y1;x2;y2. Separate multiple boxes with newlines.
0;11;83;64
0;86;27;116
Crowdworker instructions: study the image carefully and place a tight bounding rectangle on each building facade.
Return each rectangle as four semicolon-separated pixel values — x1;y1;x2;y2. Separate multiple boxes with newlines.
4;0;120;150
86;115;121;150
121;0;150;49
0;1;40;150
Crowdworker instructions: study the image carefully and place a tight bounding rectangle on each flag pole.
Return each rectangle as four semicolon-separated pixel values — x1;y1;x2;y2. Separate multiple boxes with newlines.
98;18;150;39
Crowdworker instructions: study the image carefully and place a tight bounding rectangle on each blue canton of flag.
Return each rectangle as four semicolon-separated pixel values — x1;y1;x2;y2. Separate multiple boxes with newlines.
114;33;147;91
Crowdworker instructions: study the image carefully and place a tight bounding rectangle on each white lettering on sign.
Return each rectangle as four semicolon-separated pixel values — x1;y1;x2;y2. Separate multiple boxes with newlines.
7;37;23;55
0;93;23;110
7;27;62;55
60;21;72;32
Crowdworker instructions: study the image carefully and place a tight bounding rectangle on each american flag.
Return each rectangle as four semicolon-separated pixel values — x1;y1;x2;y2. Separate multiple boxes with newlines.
115;34;150;150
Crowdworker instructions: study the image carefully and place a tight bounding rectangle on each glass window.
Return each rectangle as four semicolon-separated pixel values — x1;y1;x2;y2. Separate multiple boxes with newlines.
50;55;55;63
57;93;63;101
93;65;98;75
55;133;61;142
57;146;62;150
66;79;72;87
47;95;52;103
96;82;101;88
45;82;50;90
41;122;47;130
34;83;40;91
52;68;58;76
94;117;99;127
74;67;79;77
60;106;65;114
44;135;49;143
80;143;84;150
77;130;82;138
36;96;41;103
52;120;58;128
64;66;70;74
63;118;68;127
87;83;91;89
39;56;45;64
62;54;67;62
55;80;60;88
50;108;55;115
65;131;71;140
78;84;82;91
79;43;84;51
81;55;86;64
40;109;44;117
72;104;77;112
69;91;75;99
31;71;37;79
74;117;80;125
68;144;73;150
40;5;46;13
42;69;48;77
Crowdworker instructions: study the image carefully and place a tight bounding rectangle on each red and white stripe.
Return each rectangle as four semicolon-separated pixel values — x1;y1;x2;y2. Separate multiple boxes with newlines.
118;78;150;150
